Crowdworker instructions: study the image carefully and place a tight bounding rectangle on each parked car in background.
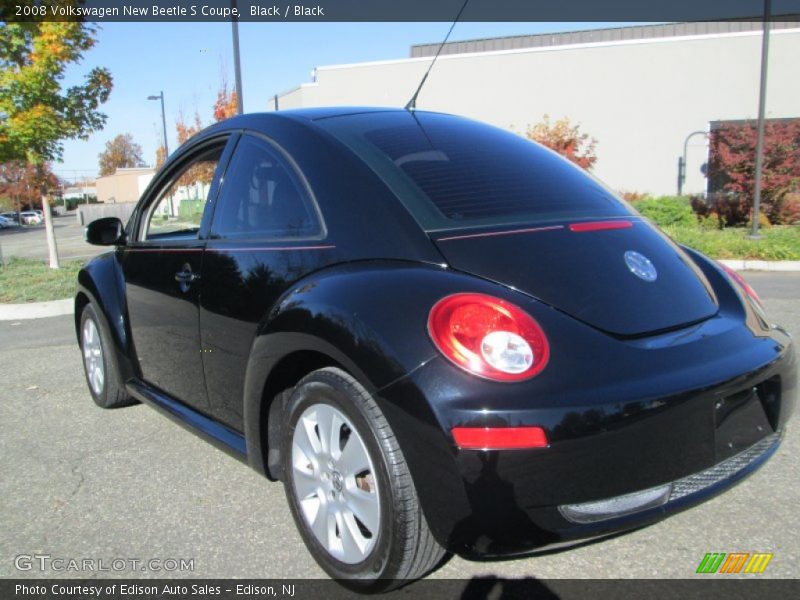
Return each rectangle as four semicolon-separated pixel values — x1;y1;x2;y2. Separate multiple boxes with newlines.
76;109;797;590
20;211;42;225
0;215;20;229
0;211;20;224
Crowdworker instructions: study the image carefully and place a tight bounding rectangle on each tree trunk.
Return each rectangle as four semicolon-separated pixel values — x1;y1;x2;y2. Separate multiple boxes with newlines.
42;194;60;269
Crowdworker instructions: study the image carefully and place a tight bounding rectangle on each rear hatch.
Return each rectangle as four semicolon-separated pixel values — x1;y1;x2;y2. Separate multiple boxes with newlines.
433;220;718;337
316;110;718;335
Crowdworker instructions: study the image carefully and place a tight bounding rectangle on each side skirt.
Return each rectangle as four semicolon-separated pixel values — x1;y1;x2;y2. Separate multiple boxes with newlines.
126;378;247;462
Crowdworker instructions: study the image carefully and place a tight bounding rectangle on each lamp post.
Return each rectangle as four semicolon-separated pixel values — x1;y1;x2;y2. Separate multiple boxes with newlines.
677;130;708;196
750;0;771;239
147;91;169;159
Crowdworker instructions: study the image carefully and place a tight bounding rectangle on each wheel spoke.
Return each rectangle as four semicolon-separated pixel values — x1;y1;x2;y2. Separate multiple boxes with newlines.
315;404;336;455
340;512;367;559
338;436;370;476
298;415;322;458
328;411;345;460
309;500;332;550
344;487;379;535
292;466;319;499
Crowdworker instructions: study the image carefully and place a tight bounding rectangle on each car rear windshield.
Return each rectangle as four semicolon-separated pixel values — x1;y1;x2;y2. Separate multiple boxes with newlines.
317;111;632;232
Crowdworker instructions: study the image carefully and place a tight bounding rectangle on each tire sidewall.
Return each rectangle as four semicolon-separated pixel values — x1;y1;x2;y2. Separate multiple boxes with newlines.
281;373;397;586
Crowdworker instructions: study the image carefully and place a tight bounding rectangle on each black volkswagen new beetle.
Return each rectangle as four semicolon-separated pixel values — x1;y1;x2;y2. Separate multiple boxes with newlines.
77;108;796;589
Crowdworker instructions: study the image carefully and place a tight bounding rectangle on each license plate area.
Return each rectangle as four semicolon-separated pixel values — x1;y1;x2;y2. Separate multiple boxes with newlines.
714;384;774;461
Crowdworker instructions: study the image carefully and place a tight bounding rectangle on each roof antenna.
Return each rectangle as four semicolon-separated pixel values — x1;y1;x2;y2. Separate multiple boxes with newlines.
405;0;470;111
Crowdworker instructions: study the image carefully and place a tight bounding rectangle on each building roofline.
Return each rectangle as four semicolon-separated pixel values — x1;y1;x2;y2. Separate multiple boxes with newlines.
313;27;799;74
410;19;800;57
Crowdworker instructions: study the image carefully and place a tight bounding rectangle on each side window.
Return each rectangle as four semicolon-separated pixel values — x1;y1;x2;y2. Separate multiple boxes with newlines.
211;135;321;240
142;145;223;241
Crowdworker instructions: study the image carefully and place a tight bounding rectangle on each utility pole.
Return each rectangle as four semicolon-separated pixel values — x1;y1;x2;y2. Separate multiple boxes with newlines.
750;0;771;239
231;1;244;114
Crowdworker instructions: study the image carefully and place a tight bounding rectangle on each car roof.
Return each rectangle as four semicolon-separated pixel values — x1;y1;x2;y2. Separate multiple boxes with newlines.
195;107;437;139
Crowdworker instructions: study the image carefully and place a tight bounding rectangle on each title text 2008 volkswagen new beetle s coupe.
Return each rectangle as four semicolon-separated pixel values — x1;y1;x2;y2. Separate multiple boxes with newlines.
77;108;796;590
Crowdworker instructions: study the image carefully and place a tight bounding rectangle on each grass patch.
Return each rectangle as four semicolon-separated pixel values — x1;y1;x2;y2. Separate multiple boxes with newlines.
663;225;800;260
0;258;82;303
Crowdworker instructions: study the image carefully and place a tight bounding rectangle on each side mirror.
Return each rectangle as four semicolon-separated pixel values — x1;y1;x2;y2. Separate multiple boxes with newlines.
85;217;126;246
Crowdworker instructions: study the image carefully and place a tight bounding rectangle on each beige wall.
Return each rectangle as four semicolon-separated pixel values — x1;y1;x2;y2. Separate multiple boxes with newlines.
274;29;800;196
96;169;155;204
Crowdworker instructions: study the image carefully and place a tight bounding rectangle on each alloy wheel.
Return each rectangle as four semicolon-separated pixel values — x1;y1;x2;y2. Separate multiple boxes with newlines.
291;403;381;564
82;318;105;396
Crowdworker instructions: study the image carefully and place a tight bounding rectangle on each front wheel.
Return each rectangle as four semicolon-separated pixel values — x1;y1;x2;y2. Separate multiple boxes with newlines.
80;303;135;409
281;367;444;591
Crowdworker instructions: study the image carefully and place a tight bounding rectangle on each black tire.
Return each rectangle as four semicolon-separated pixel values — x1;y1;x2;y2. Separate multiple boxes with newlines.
79;303;135;409
281;367;444;591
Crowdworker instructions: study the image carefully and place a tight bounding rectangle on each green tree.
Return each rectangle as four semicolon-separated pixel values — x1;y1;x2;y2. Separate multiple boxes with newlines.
0;18;112;266
98;133;145;176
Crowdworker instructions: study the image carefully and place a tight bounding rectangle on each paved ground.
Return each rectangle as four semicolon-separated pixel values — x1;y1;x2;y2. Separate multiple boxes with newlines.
0;216;105;263
0;274;797;583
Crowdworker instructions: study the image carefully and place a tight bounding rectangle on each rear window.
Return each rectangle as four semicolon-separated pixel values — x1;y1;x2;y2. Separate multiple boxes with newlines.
317;111;631;231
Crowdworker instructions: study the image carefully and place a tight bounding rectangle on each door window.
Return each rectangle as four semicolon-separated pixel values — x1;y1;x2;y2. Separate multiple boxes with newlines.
211;135;322;240
142;146;224;241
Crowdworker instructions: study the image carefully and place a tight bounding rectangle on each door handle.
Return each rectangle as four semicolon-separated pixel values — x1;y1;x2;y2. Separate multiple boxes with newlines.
174;270;200;283
175;263;200;293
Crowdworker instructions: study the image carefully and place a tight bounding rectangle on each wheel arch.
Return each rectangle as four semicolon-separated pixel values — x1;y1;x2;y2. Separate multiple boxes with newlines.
75;252;137;383
243;333;374;480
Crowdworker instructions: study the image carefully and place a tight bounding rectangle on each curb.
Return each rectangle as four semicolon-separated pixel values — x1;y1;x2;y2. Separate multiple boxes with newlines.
717;259;800;272
0;260;798;321
0;298;73;321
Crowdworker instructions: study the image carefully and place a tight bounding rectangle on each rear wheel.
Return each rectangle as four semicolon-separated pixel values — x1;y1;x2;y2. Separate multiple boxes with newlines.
281;367;444;591
80;303;135;409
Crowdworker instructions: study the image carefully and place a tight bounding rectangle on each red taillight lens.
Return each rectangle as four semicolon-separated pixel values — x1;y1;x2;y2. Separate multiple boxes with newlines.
452;426;548;449
718;263;762;306
428;293;549;382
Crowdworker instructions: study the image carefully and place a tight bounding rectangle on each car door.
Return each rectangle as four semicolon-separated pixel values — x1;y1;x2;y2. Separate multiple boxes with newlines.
199;132;332;429
122;135;235;410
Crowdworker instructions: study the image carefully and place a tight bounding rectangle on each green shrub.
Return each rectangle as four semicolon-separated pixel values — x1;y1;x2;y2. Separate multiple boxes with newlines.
631;195;696;228
663;225;800;260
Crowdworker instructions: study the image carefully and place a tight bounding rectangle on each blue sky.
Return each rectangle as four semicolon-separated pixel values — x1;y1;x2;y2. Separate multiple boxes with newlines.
58;22;638;180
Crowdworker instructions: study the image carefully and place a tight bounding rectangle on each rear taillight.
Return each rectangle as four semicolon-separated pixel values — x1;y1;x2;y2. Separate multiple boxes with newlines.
427;293;549;382
718;263;763;307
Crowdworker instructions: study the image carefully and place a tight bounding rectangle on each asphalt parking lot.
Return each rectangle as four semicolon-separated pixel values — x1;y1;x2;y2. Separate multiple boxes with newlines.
0;273;798;583
0;216;105;262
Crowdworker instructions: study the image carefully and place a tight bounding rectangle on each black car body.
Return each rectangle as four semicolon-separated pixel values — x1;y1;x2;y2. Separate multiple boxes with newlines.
76;108;797;588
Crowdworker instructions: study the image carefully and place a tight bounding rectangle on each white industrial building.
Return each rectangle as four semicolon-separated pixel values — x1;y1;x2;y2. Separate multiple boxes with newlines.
272;22;800;197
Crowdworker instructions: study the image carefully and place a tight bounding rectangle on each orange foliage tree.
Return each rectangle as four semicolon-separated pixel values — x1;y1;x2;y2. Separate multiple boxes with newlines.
526;115;598;170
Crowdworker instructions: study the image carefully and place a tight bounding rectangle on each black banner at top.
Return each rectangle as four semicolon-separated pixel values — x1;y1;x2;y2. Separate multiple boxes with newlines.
2;0;800;23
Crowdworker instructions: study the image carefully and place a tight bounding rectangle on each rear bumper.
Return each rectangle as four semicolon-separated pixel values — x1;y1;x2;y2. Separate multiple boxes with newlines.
377;323;797;557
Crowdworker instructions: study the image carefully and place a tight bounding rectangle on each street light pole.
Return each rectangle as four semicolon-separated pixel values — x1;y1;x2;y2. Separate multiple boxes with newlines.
750;0;771;239
147;91;169;159
231;1;244;114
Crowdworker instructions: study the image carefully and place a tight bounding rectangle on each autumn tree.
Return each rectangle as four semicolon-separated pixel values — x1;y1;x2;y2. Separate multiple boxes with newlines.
708;119;800;224
0;17;112;267
213;79;239;122
526;115;598;169
98;133;145;176
174;110;214;187
0;161;59;211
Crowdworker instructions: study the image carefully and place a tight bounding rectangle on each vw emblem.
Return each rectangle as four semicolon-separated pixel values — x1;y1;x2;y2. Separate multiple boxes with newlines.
624;251;657;282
